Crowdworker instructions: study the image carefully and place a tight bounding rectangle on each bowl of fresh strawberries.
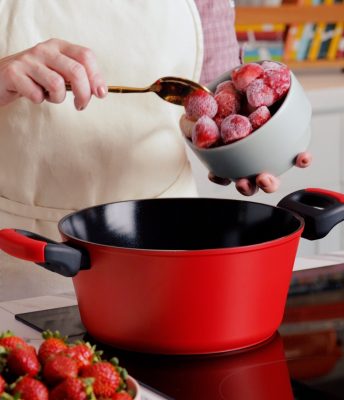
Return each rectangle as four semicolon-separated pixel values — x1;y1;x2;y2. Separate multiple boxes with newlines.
0;330;141;399
180;61;312;180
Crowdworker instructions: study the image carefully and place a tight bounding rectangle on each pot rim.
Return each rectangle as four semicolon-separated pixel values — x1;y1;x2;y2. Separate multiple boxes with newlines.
58;197;305;255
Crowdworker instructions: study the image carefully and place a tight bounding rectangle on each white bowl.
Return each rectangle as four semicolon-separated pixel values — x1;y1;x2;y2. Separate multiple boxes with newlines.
127;375;142;400
185;71;312;180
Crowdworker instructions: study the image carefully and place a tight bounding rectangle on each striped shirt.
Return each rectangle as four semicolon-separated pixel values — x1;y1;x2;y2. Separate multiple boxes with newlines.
195;0;240;85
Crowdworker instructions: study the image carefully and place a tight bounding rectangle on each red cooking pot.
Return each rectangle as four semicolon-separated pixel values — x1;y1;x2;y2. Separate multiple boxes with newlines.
0;188;343;354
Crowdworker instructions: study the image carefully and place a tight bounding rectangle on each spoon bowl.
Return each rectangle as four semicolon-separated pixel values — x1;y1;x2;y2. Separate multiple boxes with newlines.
66;77;211;106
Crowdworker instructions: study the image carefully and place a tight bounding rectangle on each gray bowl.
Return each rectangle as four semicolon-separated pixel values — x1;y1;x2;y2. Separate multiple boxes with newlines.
185;72;312;180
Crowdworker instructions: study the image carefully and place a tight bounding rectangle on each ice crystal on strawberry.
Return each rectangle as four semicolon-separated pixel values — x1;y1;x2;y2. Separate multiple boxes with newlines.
249;106;271;130
221;114;252;144
184;89;218;121
192;115;220;148
214;90;241;118
231;63;264;92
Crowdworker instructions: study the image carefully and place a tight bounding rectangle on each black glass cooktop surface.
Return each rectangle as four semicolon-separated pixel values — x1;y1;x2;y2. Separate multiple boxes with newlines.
15;263;344;400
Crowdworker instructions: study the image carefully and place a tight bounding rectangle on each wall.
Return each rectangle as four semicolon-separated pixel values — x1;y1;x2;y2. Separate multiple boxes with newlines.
187;72;344;257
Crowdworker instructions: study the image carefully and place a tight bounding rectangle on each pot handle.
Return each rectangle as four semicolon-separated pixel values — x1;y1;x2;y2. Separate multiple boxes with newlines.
0;229;90;277
277;188;344;240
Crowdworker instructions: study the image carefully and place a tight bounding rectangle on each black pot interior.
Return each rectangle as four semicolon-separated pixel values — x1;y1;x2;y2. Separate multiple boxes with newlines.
59;198;302;250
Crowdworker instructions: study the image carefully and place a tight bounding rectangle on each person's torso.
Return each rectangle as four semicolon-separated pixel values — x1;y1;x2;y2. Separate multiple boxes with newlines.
0;0;204;216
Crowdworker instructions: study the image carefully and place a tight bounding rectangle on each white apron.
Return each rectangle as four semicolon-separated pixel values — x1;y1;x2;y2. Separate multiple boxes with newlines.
0;0;204;300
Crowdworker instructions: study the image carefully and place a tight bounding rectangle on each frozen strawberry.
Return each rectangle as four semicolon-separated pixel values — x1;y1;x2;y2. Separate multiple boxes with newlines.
214;90;241;118
179;114;195;139
215;80;237;95
13;376;49;400
50;377;94;400
213;113;225;129
261;60;284;71
221;114;252;144
43;354;78;385
239;98;257;116
0;374;5;394
0;331;28;351
249;106;271;130
184;89;218;121
246;79;276;108
263;65;291;100
231;63;264;92
7;345;40;377
38;330;68;365
80;361;121;398
192;115;220;148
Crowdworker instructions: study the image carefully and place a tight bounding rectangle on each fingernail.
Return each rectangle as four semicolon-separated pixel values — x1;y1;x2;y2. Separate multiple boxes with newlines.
258;177;271;188
97;86;107;98
74;99;84;111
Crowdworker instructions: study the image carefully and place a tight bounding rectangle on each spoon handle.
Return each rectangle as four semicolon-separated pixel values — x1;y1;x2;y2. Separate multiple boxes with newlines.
65;83;151;94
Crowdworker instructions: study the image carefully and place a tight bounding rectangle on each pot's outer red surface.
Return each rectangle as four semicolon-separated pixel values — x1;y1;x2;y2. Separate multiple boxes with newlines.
2;190;343;354
65;231;302;354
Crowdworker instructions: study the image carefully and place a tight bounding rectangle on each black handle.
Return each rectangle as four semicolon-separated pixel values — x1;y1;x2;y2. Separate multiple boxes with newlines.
0;229;90;277
277;188;344;240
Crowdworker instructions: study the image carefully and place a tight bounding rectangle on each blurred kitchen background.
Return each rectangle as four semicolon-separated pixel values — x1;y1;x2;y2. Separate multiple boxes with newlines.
187;0;344;257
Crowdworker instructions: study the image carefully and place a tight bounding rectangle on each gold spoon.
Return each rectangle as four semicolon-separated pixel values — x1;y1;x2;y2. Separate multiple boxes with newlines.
65;77;212;106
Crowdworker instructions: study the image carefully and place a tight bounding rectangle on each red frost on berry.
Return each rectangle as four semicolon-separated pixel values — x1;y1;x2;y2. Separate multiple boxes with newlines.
246;79;276;108
260;60;284;71
231;63;264;92
192;115;220;149
263;66;291;100
184;89;218;121
215;80;237;95
249;106;271;130
214;90;241;118
221;114;252;144
213;113;225;129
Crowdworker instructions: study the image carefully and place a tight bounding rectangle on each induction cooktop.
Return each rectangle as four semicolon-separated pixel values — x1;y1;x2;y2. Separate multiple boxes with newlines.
15;263;344;400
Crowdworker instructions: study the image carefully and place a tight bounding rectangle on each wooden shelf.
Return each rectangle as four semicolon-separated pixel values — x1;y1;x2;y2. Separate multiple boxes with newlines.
235;4;344;71
235;4;344;25
285;59;344;70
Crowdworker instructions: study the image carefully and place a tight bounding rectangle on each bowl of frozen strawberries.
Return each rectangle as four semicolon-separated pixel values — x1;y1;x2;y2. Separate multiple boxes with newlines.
180;61;312;180
0;330;141;400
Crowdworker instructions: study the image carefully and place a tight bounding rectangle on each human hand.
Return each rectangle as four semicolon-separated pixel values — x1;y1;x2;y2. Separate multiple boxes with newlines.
0;39;107;110
208;152;312;196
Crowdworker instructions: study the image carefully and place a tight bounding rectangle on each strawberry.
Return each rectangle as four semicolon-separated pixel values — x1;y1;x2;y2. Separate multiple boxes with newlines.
184;89;218;121
63;342;99;370
43;354;78;386
38;330;68;365
49;377;95;400
112;391;133;400
0;374;5;394
80;361;120;397
0;331;28;351
7;345;40;377
12;376;48;400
